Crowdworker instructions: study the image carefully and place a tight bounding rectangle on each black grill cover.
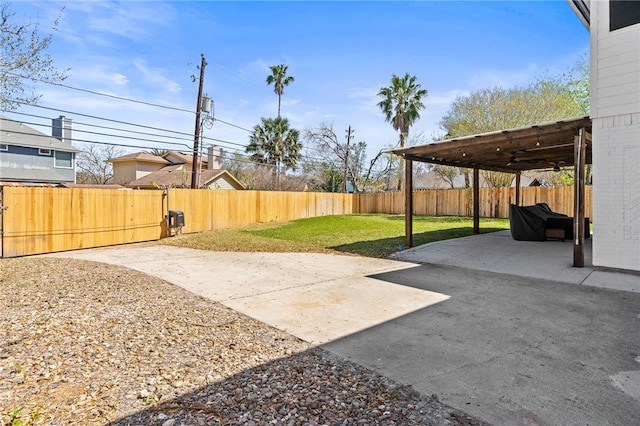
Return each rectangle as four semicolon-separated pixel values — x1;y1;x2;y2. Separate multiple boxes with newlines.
509;203;569;241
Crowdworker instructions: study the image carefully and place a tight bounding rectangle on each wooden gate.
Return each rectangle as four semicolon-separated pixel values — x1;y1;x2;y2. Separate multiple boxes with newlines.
0;187;164;257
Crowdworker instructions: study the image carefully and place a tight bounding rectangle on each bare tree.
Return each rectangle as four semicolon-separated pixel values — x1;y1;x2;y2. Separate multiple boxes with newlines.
304;123;367;192
237;166;307;191
76;144;124;184
431;165;460;189
1;3;67;111
481;170;515;188
360;149;398;193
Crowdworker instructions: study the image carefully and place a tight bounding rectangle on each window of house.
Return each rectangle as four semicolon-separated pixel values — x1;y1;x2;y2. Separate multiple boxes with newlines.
39;148;52;156
0;144;7;151
54;151;73;168
610;0;640;31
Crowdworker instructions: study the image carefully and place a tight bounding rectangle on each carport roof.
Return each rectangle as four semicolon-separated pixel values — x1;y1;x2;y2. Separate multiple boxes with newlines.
391;116;592;173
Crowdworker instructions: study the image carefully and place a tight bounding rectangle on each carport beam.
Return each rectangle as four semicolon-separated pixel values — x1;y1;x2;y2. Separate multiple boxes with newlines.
405;157;413;249
573;127;587;267
515;172;521;206
473;168;480;234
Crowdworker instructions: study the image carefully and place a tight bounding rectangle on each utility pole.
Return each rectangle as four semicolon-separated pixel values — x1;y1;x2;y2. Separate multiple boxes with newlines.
191;54;207;189
344;125;353;193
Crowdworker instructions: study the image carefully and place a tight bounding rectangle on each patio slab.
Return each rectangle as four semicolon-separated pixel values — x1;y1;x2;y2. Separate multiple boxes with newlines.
390;230;640;292
46;233;640;425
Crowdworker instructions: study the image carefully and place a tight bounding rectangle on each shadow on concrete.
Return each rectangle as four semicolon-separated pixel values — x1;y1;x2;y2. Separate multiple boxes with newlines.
321;262;640;425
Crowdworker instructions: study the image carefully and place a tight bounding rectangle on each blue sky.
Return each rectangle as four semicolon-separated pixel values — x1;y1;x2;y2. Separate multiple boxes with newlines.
6;1;589;162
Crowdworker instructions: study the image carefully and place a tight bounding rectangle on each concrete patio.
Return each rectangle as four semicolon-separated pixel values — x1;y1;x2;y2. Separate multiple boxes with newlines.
48;230;640;425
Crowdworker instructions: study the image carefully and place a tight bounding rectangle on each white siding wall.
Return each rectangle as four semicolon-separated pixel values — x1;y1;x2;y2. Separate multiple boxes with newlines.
205;176;239;190
135;162;164;179
112;163;137;184
591;2;640;117
591;1;640;271
112;161;164;184
592;114;640;270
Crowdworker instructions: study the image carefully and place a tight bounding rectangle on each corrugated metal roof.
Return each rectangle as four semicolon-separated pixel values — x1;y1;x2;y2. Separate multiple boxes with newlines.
0;115;80;152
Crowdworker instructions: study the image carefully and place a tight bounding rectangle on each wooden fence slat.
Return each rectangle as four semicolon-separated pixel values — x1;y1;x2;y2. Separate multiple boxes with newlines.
0;186;591;257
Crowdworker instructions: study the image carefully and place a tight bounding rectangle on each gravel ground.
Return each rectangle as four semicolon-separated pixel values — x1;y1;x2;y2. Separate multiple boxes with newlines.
0;257;488;425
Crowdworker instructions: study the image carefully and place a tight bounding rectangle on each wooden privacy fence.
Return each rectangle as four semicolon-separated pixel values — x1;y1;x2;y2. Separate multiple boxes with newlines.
0;185;590;257
357;186;592;218
0;187;354;257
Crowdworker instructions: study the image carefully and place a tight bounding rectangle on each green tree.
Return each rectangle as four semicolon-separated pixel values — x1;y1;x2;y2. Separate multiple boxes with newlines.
247;117;301;186
439;65;587;187
377;73;428;190
266;64;294;118
321;164;344;193
441;77;586;138
1;3;67;111
561;53;590;115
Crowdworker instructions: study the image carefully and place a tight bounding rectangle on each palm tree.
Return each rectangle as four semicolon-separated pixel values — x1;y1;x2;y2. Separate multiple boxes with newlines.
145;148;169;157
377;73;427;190
247;117;301;186
266;64;294;118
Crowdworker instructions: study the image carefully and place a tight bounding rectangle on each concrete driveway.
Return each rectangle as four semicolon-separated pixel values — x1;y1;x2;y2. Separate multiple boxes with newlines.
48;233;640;425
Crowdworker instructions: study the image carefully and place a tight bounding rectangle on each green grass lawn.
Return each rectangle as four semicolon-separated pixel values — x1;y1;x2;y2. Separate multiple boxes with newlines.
162;214;510;258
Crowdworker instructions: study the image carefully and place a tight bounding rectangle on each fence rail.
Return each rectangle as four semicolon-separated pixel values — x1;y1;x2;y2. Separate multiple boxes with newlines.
0;186;590;257
357;186;592;218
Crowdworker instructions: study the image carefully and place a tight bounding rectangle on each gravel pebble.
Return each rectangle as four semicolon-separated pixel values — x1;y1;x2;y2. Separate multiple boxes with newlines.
0;257;488;425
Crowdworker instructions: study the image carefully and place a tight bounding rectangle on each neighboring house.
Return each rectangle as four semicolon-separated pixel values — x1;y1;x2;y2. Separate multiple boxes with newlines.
108;152;171;184
108;146;245;190
0;115;79;185
569;0;640;272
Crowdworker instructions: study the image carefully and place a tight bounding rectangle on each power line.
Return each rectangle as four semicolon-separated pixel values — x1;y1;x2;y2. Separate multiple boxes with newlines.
2;114;325;172
8;72;194;114
8;111;194;144
5;106;260;157
7;103;331;164
3;116;192;150
10;73;258;133
213;117;252;133
1;127;188;152
10;100;196;137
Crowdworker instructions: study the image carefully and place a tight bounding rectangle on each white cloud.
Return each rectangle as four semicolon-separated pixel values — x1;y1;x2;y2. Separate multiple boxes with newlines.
133;60;182;95
69;65;129;88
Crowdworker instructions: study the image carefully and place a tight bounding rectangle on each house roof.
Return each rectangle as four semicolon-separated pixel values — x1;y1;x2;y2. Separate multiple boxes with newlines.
0;115;79;152
60;183;128;189
568;0;590;29
391;116;592;173
164;151;195;164
0;180;61;187
126;165;245;189
107;152;171;164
